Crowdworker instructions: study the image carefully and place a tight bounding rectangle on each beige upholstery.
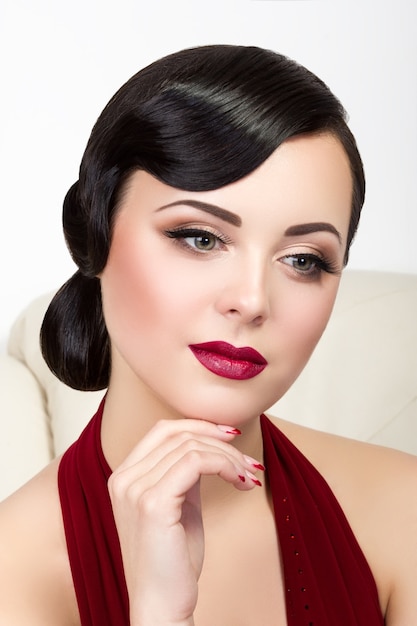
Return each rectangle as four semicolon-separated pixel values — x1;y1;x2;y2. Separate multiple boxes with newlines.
1;270;416;501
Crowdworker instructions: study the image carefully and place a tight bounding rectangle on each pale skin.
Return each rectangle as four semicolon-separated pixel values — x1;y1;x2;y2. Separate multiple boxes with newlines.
0;133;417;625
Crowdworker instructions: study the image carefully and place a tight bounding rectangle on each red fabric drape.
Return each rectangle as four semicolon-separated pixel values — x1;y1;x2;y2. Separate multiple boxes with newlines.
58;403;384;625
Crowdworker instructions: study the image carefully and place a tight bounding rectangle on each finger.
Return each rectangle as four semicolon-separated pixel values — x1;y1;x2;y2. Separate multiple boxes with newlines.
109;437;259;505
115;418;243;472
132;449;259;526
115;428;263;483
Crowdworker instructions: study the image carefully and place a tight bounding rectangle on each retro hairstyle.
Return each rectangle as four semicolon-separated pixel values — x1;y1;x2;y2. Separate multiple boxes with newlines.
41;44;365;391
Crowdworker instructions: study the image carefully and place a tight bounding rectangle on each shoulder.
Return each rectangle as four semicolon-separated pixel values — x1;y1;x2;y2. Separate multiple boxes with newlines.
266;414;417;622
265;412;417;495
0;459;79;625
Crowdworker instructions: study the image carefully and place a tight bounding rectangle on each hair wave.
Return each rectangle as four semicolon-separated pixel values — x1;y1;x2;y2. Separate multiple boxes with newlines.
41;45;365;390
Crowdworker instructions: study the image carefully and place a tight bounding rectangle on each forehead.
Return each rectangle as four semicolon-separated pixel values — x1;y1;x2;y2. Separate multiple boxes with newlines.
232;133;353;212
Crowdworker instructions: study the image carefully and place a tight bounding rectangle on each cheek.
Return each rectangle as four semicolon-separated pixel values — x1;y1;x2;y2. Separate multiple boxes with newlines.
101;229;197;353
100;233;164;344
281;282;339;360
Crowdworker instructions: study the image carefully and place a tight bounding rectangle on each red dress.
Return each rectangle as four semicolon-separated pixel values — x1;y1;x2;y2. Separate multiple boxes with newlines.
58;402;384;625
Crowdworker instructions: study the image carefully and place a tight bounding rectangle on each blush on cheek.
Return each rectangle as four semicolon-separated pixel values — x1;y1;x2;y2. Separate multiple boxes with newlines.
102;231;178;356
101;243;146;335
104;272;151;340
289;290;337;360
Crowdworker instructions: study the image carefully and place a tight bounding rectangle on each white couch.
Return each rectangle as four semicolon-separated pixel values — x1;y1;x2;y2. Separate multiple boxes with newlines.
1;270;416;501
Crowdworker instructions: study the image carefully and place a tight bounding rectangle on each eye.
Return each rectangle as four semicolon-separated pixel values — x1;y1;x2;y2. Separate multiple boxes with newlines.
281;253;340;278
164;227;229;254
187;232;217;251
284;254;317;272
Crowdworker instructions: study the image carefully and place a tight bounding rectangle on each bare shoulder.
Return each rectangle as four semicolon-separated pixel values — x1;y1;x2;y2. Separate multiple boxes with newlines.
267;414;417;622
0;459;79;625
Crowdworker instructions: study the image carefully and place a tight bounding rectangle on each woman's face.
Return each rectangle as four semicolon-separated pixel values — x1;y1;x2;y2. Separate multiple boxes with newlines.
101;133;352;425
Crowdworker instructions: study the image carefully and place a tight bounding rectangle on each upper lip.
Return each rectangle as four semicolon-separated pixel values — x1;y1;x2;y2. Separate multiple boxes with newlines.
189;341;267;365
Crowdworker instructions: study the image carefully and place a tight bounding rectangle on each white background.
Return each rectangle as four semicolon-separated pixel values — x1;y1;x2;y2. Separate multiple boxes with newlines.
1;0;416;350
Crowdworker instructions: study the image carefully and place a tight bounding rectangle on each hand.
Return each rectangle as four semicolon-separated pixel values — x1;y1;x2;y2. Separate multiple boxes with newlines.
108;418;262;626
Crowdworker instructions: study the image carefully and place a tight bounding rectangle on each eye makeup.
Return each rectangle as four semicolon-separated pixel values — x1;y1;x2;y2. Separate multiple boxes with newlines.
280;252;342;279
164;226;232;254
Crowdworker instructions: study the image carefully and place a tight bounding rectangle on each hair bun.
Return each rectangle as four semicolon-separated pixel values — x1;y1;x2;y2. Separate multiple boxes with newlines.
40;271;110;391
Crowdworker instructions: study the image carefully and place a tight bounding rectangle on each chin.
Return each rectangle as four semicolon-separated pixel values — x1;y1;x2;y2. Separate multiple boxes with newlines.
148;371;293;426
176;394;275;427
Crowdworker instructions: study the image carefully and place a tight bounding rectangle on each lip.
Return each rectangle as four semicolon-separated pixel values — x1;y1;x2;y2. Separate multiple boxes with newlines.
189;341;268;380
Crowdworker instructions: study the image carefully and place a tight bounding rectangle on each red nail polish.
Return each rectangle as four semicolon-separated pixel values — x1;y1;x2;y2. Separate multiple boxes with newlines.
217;425;242;435
252;463;265;471
238;475;246;483
251;478;262;487
226;428;241;435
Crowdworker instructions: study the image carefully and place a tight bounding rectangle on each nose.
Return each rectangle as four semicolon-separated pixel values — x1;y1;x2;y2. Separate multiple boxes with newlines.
215;256;271;326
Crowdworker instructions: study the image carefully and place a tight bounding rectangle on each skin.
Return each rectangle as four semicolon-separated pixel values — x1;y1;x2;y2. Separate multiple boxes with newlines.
0;133;416;625
100;133;350;459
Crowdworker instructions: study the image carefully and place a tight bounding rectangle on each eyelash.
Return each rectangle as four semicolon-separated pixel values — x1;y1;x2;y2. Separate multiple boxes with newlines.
280;253;341;278
164;227;230;254
164;227;340;279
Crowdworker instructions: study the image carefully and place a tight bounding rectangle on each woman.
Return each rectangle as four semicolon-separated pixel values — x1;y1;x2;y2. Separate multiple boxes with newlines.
0;45;416;625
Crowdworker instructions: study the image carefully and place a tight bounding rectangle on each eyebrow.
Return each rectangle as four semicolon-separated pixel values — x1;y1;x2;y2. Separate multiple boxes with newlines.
156;200;242;227
284;222;342;244
157;200;342;244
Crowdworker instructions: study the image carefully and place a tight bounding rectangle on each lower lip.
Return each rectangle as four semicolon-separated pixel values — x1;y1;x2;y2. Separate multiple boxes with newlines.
189;346;267;380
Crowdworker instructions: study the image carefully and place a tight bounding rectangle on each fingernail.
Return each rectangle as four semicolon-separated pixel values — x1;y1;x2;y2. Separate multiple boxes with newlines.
238;475;246;483
217;425;242;435
244;455;265;471
246;470;262;486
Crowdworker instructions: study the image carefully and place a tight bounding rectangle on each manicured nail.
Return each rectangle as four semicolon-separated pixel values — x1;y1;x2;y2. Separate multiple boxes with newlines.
246;470;262;486
217;425;242;435
244;455;265;471
238;475;246;483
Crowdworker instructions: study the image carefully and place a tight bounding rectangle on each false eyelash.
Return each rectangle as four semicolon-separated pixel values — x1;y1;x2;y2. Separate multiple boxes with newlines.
164;227;231;247
283;253;342;277
310;254;341;275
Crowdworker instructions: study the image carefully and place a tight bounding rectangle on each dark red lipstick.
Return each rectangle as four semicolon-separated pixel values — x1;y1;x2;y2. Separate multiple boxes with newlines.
189;341;267;380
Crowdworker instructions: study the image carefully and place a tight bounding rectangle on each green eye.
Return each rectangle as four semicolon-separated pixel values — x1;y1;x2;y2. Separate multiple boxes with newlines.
165;227;227;253
281;253;340;279
289;255;316;271
193;234;216;250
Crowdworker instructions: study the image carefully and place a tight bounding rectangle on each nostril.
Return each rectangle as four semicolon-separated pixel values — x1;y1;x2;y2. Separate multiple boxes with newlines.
252;315;265;327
